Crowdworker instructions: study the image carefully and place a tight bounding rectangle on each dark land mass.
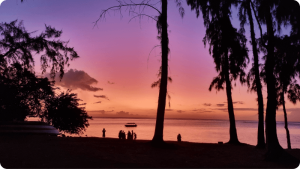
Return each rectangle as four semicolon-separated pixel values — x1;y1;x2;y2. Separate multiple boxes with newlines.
0;135;299;168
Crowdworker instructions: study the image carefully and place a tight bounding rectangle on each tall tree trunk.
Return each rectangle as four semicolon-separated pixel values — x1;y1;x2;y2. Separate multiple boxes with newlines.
224;53;240;144
152;0;169;144
265;5;283;160
282;92;291;149
246;0;265;148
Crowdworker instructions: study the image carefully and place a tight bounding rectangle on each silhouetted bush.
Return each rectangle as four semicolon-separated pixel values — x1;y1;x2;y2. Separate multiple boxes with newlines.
43;90;92;134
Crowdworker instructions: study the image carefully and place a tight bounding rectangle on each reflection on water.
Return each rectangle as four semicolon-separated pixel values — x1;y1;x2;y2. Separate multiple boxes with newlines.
79;118;300;149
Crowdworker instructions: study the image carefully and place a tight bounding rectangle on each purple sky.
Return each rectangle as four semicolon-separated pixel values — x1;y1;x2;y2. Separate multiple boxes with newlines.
0;0;299;121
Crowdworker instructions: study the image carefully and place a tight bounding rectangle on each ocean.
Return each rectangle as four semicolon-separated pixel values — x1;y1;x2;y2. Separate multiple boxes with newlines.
79;118;300;149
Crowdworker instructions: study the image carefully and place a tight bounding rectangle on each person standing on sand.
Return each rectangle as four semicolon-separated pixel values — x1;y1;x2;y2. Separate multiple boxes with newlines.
134;133;137;140
118;130;122;139
127;130;131;140
177;134;181;142
122;130;125;139
102;128;106;138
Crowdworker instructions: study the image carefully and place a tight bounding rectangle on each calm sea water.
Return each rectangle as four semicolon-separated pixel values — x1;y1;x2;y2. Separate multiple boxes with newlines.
79;118;300;149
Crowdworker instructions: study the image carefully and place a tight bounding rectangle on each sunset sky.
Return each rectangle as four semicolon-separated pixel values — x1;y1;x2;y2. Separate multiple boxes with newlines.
1;0;299;121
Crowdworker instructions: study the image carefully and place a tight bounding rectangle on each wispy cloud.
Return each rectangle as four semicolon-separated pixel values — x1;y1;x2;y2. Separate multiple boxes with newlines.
216;104;225;107
223;101;244;104
212;108;227;112
93;95;109;100
108;81;114;84
116;111;130;116
203;103;211;106
165;109;174;111
212;108;257;112
94;101;101;104
233;101;244;104
234;108;257;111
192;108;213;113
90;110;114;114
177;110;185;113
97;110;105;114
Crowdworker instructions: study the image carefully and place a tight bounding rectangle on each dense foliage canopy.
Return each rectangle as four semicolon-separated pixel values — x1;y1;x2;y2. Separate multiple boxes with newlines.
0;20;91;134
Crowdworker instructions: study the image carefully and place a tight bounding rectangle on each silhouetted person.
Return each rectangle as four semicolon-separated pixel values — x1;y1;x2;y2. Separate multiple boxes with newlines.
134;133;137;140
120;130;124;139
123;131;126;139
118;130;122;139
177;134;181;142
127;130;132;140
102;128;106;138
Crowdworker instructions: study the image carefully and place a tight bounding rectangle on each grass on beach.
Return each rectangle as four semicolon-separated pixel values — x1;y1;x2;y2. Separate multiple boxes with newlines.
0;135;299;168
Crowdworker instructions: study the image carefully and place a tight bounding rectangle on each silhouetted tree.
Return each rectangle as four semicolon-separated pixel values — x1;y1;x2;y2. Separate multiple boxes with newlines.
272;35;300;149
187;0;248;144
255;0;282;158
43;90;92;134
0;62;54;121
0;61;92;134
151;67;173;108
239;0;265;148
254;0;300;160
0;20;79;79
0;19;92;134
95;0;184;144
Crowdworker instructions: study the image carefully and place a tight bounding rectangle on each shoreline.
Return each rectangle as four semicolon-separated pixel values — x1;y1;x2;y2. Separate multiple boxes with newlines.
82;116;300;122
0;135;299;168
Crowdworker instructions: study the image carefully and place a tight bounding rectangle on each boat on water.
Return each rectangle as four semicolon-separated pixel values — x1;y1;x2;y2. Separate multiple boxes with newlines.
125;123;137;127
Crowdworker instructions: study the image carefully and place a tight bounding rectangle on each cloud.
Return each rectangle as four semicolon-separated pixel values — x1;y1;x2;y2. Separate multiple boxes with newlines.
212;108;227;112
97;110;105;114
216;104;225;107
233;101;244;104
192;108;213;113
177;110;185;113
79;103;87;106
89;110;114;114
223;101;244;104
116;111;130;116
234;108;257;111
194;110;212;113
94;101;101;104
232;101;244;104
285;108;300;122
94;95;109;100
51;69;102;92
108;81;115;84
165;109;174;111
203;103;211;106
212;108;258;112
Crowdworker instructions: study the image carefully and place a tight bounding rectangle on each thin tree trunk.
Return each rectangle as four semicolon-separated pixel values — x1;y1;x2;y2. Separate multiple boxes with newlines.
224;53;240;144
265;5;283;160
152;0;168;144
246;0;265;148
282;92;291;149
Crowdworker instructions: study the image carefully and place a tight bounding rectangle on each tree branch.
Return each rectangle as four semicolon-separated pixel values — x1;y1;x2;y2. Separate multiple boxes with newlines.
250;1;267;48
147;45;161;69
94;1;161;27
128;11;157;23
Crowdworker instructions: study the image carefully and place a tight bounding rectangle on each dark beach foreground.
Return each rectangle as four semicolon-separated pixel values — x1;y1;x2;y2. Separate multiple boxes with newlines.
0;135;299;168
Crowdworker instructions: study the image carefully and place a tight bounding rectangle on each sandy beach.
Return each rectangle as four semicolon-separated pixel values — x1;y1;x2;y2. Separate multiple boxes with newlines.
0;135;299;168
